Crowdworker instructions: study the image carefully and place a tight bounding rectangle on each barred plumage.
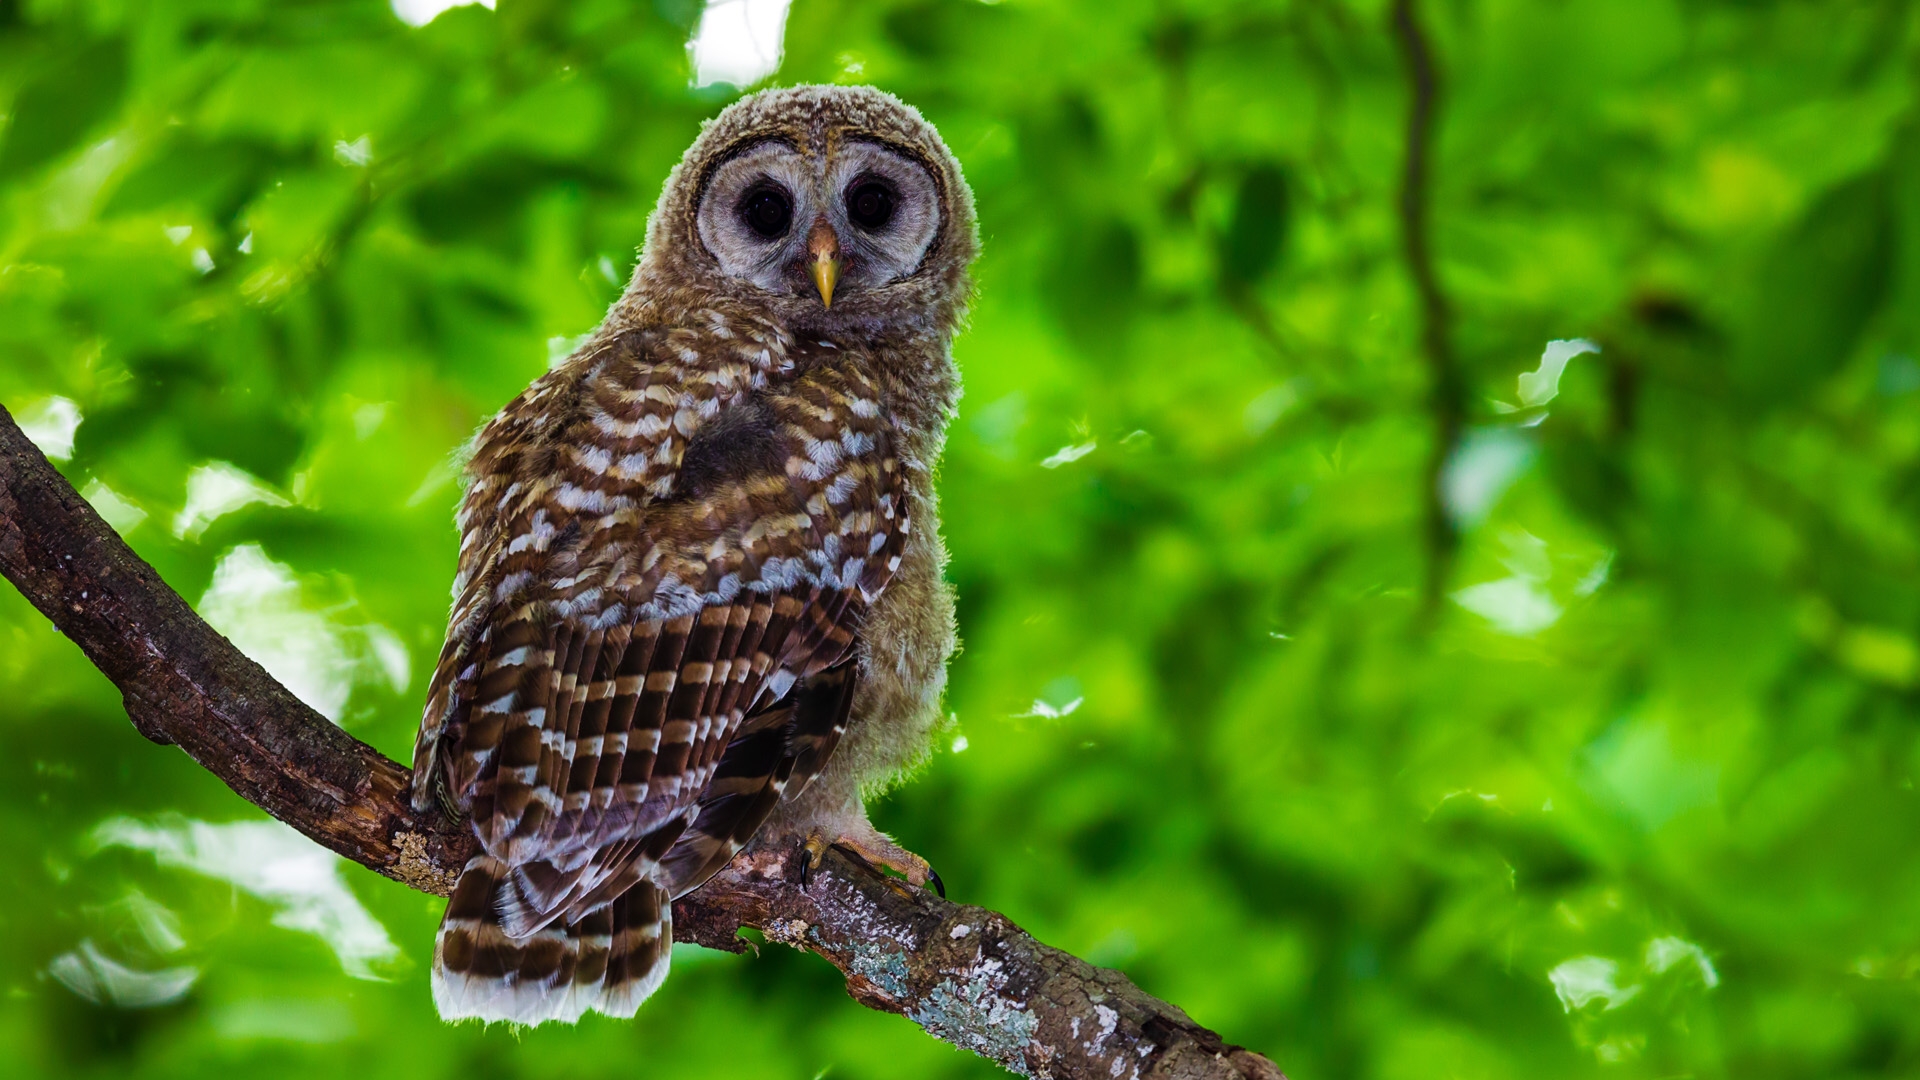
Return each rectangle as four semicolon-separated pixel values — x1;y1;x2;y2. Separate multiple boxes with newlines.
413;84;976;1024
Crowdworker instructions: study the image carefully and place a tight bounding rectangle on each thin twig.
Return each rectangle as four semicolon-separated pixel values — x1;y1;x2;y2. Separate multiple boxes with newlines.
0;405;1283;1080
1391;0;1464;619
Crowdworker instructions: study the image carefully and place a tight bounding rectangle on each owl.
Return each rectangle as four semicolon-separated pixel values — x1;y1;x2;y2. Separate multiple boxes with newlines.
410;84;976;1024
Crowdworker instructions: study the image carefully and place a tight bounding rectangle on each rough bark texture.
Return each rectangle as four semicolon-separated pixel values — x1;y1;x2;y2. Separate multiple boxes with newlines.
0;404;1284;1080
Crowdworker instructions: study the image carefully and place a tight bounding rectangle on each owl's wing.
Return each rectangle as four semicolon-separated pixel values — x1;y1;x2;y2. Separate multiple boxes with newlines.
411;323;784;815
421;360;908;939
652;654;859;898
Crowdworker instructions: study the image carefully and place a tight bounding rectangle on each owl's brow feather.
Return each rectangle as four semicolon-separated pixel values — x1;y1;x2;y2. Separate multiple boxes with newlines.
689;134;805;213
837;133;952;270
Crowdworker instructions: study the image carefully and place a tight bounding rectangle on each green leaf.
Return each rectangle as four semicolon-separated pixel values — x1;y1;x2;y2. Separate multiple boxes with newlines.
0;38;127;178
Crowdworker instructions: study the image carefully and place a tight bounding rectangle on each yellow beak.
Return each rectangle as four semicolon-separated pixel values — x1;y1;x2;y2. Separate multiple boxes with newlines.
807;218;841;308
810;255;839;308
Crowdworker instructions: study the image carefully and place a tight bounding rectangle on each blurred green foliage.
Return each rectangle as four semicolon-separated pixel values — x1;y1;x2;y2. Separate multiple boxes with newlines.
5;0;1920;1077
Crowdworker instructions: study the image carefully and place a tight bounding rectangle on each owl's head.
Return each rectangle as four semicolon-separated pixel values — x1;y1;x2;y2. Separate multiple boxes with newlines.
633;84;977;340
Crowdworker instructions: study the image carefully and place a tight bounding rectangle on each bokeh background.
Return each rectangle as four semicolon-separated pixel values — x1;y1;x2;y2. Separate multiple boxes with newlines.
5;0;1920;1076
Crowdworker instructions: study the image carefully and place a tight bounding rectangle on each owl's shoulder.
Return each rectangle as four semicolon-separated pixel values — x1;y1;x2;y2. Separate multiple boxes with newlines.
466;313;766;465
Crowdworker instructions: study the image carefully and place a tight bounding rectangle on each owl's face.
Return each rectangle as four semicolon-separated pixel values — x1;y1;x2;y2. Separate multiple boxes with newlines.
694;137;943;310
635;86;976;340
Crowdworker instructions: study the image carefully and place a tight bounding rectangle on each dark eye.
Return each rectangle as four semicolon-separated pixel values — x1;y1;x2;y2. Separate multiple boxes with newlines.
740;186;792;239
846;181;895;229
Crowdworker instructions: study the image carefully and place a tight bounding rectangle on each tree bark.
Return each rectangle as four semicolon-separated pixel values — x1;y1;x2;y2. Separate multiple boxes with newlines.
0;404;1283;1080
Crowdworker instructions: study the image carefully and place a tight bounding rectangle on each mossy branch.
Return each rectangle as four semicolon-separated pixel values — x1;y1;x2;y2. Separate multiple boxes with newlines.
0;404;1282;1080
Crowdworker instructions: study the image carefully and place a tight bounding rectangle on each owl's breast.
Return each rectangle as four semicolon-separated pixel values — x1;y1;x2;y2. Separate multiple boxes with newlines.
667;394;784;504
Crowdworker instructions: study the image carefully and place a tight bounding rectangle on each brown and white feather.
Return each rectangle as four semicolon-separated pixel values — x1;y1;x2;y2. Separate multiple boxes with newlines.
413;83;974;1025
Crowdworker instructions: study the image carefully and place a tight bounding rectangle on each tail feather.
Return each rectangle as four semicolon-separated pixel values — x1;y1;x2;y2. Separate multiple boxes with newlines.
434;856;670;1024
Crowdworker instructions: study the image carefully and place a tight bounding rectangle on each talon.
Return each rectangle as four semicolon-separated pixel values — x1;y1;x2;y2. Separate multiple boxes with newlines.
796;825;938;895
799;832;831;889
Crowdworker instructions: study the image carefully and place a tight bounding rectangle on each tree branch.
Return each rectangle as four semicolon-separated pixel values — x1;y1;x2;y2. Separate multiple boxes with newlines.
1392;0;1464;620
0;404;1283;1080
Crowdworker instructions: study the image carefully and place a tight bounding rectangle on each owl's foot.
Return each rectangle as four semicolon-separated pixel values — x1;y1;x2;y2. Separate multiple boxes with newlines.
798;826;945;898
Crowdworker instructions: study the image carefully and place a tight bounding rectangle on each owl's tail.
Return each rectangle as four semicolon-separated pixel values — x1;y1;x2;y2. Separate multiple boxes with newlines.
431;855;671;1025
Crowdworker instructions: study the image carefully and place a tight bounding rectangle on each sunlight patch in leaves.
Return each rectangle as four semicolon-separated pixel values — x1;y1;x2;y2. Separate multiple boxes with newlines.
688;0;792;88
93;816;401;980
391;0;492;28
1549;956;1640;1013
1441;429;1533;528
172;462;290;540
1040;441;1096;468
196;544;409;723
17;396;81;461
48;939;198;1008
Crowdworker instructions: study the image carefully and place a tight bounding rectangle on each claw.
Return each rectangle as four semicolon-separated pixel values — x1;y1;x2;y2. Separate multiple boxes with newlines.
799;832;832;889
797;826;938;897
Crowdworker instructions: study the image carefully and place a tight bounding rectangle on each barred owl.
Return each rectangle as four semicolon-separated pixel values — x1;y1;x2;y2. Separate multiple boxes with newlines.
410;85;975;1024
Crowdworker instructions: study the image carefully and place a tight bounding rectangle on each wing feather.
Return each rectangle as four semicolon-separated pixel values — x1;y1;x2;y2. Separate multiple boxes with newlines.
653;657;860;897
418;342;908;941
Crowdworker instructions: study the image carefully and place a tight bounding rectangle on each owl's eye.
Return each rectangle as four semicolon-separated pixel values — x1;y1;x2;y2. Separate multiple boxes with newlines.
740;187;792;239
846;181;895;230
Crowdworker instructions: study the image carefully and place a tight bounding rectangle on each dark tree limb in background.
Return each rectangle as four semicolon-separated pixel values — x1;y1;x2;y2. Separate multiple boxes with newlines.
0;406;1283;1080
1392;0;1465;620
